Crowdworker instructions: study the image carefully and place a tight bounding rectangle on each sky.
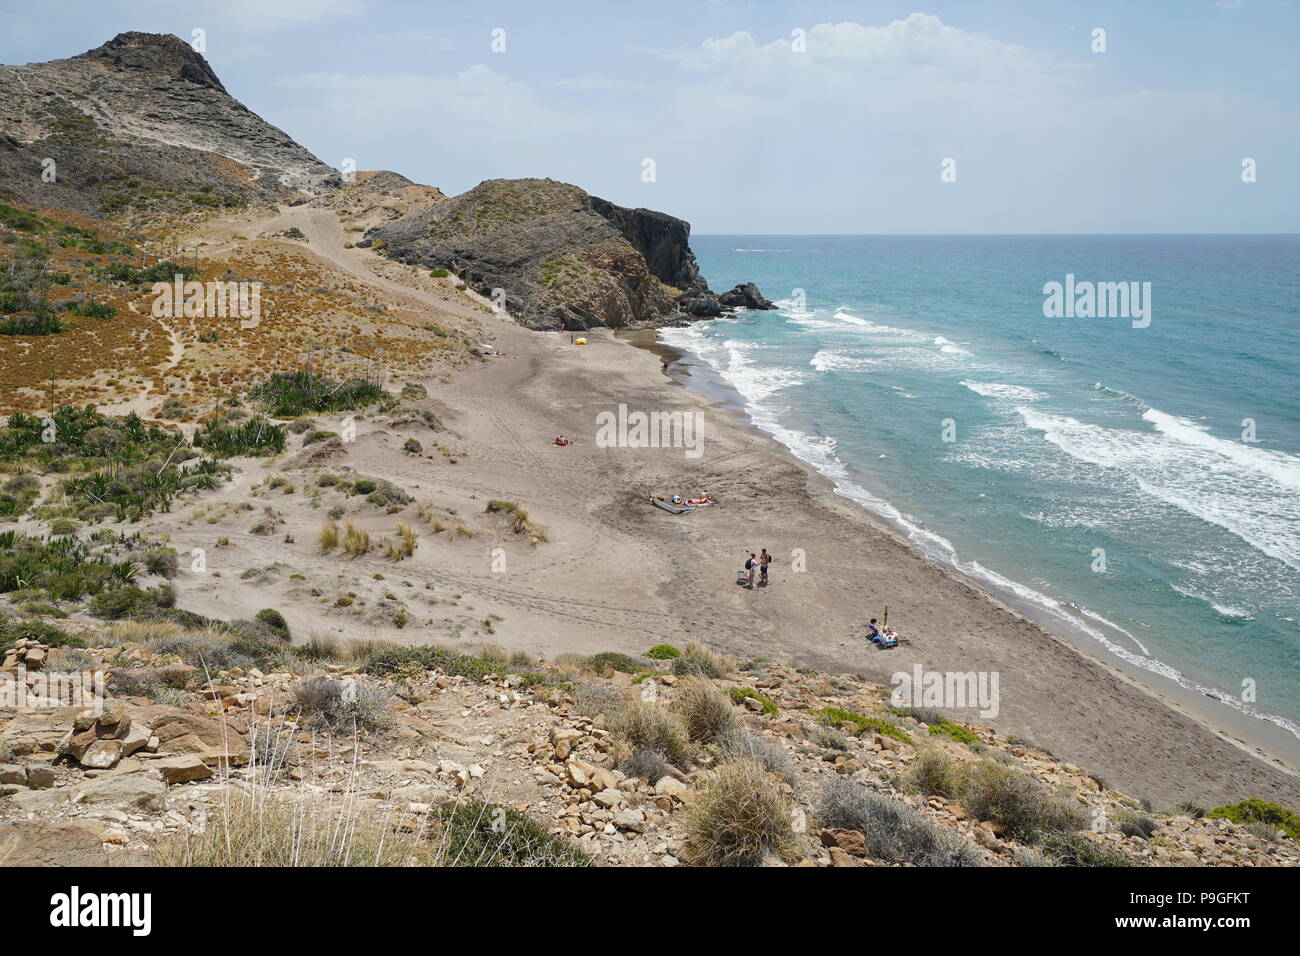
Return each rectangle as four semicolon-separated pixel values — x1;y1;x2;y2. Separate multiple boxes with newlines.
1;0;1296;234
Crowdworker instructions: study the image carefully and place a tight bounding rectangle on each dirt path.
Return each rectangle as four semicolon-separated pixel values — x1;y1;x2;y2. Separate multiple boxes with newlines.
147;199;1300;811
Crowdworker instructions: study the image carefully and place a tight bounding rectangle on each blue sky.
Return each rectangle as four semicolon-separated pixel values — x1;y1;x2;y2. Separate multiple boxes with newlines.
1;0;1296;233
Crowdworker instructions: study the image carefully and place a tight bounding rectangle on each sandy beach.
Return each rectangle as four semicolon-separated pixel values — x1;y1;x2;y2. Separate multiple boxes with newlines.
95;200;1292;814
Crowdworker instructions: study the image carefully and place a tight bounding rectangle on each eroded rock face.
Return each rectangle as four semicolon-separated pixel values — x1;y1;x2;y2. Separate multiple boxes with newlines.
718;282;776;311
369;177;774;331
0;31;340;213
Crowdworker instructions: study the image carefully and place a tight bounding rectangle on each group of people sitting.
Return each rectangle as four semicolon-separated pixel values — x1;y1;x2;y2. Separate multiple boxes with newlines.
552;435;573;446
738;548;772;588
865;617;900;648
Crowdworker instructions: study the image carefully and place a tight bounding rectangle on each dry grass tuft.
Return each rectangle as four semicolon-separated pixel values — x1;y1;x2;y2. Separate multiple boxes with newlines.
318;520;340;553
343;521;370;556
683;759;795;866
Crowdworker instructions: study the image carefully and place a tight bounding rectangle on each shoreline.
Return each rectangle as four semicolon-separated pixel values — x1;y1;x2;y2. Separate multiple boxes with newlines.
136;200;1300;811
618;325;1300;789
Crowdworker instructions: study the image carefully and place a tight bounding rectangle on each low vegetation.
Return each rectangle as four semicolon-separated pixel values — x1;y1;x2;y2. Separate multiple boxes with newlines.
683;759;795;866
248;370;387;417
815;778;983;866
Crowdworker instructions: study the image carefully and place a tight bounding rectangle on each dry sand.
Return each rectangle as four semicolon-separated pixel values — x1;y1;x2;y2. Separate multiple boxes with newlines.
139;202;1300;811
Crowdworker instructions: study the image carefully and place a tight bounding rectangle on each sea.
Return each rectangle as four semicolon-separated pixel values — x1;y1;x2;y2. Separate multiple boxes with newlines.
661;235;1300;745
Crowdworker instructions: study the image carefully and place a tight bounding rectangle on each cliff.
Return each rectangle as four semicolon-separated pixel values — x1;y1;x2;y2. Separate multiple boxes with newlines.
368;178;774;330
0;32;339;216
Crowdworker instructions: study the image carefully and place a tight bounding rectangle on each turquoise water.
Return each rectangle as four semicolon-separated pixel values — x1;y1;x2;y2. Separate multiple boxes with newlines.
666;235;1300;738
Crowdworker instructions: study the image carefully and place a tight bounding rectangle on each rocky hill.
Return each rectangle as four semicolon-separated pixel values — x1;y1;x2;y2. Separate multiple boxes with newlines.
4;627;1295;867
0;32;770;330
0;32;339;216
368;177;774;330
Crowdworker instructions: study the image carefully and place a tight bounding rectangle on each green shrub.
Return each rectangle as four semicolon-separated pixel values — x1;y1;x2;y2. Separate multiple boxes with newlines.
254;608;290;639
1037;833;1130;867
728;687;777;716
87;585;155;620
434;800;589;866
0;313;63;335
960;759;1088;841
361;643;550;687
811;707;910;744
1205;798;1300;840
69;301;116;319
193;417;286;457
248;370;385;417
644;643;681;660
670;641;730;678
927;718;980;746
0;617;83;649
584;651;641;674
909;748;965;799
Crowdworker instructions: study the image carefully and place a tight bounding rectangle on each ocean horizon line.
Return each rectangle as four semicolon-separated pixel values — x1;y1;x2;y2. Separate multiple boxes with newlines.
695;231;1300;238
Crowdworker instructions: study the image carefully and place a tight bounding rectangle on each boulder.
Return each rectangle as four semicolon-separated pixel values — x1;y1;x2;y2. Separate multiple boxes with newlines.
678;295;723;318
71;775;167;812
156;755;213;785
120;720;154;757
12;788;69;812
828;846;856;867
820;828;868;857
613;808;646;833
1;709;80;754
25;765;56;789
79;738;124;770
565;758;596;789
150;712;248;766
654;775;688;797
0;820;114;867
717;282;776;310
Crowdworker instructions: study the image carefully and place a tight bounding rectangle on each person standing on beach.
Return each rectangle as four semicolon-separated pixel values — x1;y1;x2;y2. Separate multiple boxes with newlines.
745;553;757;588
759;549;771;585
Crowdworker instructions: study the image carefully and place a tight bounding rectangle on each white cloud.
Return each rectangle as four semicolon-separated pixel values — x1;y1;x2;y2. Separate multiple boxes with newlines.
264;12;1297;232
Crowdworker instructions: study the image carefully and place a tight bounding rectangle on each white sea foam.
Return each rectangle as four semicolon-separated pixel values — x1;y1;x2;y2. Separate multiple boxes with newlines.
660;322;1300;741
961;381;1047;401
1170;583;1255;620
833;309;924;337
1018;406;1300;571
934;335;972;355
810;349;877;372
